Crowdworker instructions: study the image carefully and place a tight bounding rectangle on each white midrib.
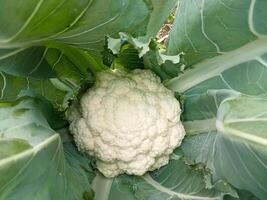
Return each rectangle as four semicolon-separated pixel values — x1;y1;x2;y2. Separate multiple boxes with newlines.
165;37;267;93
0;133;59;166
183;116;267;147
183;118;217;135
142;175;221;200
216;120;267;147
92;173;113;200
91;172;222;200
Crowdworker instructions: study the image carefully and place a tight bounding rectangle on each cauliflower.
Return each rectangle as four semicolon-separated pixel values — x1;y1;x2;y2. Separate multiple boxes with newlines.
68;69;185;178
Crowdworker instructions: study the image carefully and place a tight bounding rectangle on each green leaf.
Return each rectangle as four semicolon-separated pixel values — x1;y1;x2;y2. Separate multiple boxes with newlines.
225;190;260;200
0;47;55;79
165;1;267;199
106;35;182;80
0;0;177;51
179;90;267;200
0;138;31;159
0;0;151;49
0;72;70;107
0;98;95;200
217;95;267;147
166;0;265;68
91;157;231;200
0;44;103;108
0;0;175;106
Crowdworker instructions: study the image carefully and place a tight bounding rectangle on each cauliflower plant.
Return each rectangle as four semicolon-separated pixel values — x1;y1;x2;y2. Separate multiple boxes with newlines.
68;69;185;178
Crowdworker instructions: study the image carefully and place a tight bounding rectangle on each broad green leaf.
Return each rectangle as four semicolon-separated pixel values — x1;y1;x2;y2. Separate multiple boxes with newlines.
0;72;70;107
0;0;176;106
165;0;267;199
0;0;151;49
167;0;266;68
0;44;101;108
165;0;267;79
0;0;150;100
165;1;267;199
0;47;55;79
0;98;95;200
0;0;177;51
0;139;31;159
91;157;231;200
178;90;267;200
217;95;267;146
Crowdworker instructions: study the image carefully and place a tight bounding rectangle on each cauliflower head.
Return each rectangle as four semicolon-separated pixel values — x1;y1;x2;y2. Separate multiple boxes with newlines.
68;69;185;178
